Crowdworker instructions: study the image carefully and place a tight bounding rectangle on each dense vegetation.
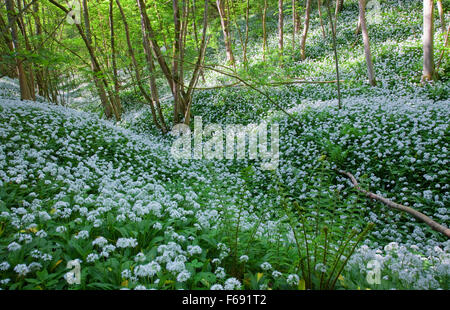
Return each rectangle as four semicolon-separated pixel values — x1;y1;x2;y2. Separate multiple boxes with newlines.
0;0;449;290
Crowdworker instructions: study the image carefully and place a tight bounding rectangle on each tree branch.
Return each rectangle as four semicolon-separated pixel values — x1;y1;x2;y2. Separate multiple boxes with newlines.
336;169;450;238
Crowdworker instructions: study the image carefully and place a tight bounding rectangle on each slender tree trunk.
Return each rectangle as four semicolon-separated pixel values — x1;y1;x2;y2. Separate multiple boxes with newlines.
436;0;446;33
148;49;168;132
217;0;234;64
179;0;189;105
172;0;182;123
153;2;169;51
141;5;166;130
229;0;245;61
0;12;16;78
278;0;283;56
136;0;173;90
5;0;32;100
300;0;312;60
358;0;376;86
262;0;268;61
16;0;35;100
109;0;122;117
116;0;165;131
243;0;249;66
292;0;295;50
355;18;361;35
97;9;110;70
191;0;205;81
295;2;301;33
79;0;114;119
326;0;341;108
422;0;436;82
137;0;203;127
31;0;47;99
335;0;343;18
136;0;207;127
183;0;209;125
82;0;91;45
318;0;327;39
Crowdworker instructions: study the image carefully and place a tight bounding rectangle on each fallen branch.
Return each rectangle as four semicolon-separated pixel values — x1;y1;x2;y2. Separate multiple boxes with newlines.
336;169;450;239
185;79;344;90
265;79;344;86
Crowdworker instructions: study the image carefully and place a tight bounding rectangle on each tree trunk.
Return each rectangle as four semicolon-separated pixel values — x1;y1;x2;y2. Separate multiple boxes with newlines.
262;0;268;61
359;0;376;86
229;0;244;60
5;0;32;100
243;0;249;66
292;0;296;50
183;0;209;125
0;13;16;78
16;0;35;100
109;0;122;117
79;0;114;119
436;0;446;33
141;4;167;130
278;0;283;55
136;0;206;127
136;0;173;90
191;0;205;81
422;0;436;82
355;18;361;35
295;0;301;33
172;0;183;123
300;0;312;60
318;0;327;39
31;0;47;99
326;0;342;108
117;0;163;131
216;0;234;64
335;0;344;18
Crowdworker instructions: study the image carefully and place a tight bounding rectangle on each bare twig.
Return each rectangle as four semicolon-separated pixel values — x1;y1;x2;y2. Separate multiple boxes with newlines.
336;169;450;238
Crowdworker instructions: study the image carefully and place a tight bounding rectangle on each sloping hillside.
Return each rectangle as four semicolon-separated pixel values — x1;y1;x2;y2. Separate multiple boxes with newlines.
0;79;449;289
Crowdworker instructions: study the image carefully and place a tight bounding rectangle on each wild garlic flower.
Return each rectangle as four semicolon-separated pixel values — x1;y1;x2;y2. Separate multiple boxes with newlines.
215;267;226;279
287;274;300;286
116;238;138;248
261;262;272;271
187;245;202;256
224;278;242;290
55;226;67;233
74;230;89;240
134;261;161;277
14;264;30;276
92;236;108;247
210;284;224;290
7;242;21;252
176;270;191;282
0;262;10;271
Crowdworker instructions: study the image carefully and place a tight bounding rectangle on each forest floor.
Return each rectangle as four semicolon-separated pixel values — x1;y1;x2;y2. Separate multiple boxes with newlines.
0;0;449;290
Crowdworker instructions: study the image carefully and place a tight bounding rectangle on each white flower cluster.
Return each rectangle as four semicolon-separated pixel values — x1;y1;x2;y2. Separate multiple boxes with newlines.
347;241;450;289
116;238;138;248
134;261;161;278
